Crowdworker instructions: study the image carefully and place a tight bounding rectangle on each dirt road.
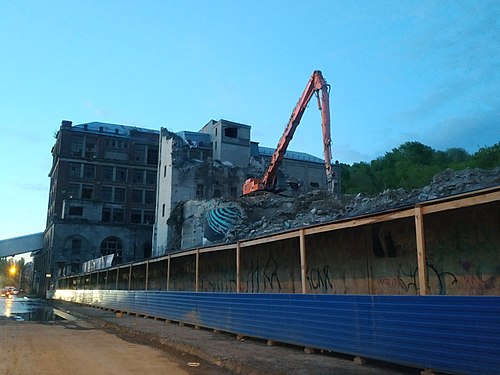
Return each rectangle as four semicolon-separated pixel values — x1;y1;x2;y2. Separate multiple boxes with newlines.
0;319;223;375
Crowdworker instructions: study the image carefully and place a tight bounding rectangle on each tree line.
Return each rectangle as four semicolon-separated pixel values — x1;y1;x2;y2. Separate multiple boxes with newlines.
340;142;500;195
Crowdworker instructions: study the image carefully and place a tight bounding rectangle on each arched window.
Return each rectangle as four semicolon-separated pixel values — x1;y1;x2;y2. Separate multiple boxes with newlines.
100;237;123;262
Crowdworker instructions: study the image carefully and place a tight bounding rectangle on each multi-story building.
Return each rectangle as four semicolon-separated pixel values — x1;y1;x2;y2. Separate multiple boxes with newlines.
33;118;339;294
33;121;159;295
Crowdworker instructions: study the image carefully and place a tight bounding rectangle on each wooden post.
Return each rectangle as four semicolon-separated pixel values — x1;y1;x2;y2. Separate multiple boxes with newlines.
415;205;428;295
145;260;149;291
236;241;241;293
195;249;199;292
300;229;307;294
116;268;119;290
128;264;132;291
166;254;171;291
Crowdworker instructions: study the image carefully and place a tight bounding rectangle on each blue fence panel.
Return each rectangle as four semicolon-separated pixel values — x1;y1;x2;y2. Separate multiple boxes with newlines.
53;290;500;375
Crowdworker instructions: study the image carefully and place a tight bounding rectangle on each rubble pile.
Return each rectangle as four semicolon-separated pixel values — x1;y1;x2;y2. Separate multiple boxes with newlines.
225;167;500;242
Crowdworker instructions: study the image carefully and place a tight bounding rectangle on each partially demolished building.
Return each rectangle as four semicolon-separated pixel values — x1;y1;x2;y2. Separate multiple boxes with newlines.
153;119;339;255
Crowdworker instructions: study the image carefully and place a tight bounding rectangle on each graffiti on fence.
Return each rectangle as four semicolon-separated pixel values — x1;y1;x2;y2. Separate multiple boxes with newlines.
398;260;458;295
245;254;282;293
306;265;333;292
200;262;237;292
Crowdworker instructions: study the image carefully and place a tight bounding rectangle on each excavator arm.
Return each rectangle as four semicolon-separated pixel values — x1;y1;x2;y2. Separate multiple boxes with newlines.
243;70;334;195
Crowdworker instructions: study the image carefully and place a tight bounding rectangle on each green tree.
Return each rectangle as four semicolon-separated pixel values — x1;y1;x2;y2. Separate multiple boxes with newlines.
340;141;499;195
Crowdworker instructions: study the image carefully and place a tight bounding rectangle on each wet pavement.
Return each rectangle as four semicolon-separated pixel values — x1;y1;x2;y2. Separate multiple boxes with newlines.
0;294;62;322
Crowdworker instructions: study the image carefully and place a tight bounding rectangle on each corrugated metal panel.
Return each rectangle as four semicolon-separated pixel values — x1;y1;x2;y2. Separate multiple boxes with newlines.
53;291;500;375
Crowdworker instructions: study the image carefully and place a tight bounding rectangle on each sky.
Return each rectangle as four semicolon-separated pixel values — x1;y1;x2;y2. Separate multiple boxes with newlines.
0;0;499;240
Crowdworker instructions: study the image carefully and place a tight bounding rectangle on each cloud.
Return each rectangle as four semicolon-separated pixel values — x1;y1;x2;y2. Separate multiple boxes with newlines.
425;109;500;152
396;2;500;124
20;183;48;192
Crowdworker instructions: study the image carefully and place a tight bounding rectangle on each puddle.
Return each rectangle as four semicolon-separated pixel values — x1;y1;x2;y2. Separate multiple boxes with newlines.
0;296;64;322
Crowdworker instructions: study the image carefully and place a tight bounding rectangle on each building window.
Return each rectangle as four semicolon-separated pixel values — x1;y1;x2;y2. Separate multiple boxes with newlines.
146;170;156;184
85;137;97;158
70;136;83;156
83;164;95;179
135;144;146;163
68;183;80;199
81;184;93;199
131;210;142;224
115;167;127;182
112;208;124;223
100;237;123;259
224;127;238;138
144;211;155;224
71;237;82;256
147;147;158;165
132;189;143;204
69;163;81;178
164;165;167;177
145;190;155;204
114;188;126;203
69;206;83;216
101;186;112;201
102;207;111;222
162;204;165;217
132;169;145;183
102;166;114;181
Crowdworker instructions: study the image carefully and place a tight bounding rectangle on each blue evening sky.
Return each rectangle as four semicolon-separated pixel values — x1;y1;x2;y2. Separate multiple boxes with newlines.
0;0;499;240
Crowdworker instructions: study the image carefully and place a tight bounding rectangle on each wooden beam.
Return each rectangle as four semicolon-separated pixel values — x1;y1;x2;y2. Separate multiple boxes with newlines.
415;206;428;295
240;231;299;247
304;208;415;237
170;249;197;258
145;260;149;291
128;264;132;291
236;241;241;293
199;243;237;254
422;190;500;215
195;249;199;293
299;229;307;294
166;254;171;292
115;268;119;290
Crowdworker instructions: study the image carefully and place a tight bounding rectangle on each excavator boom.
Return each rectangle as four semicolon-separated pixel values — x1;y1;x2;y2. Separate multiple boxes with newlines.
243;70;334;195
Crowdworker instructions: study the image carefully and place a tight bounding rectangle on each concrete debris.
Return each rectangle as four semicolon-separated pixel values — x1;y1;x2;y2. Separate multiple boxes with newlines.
222;167;500;243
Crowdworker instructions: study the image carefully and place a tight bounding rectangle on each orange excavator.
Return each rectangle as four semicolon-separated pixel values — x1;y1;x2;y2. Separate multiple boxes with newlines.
242;70;334;195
